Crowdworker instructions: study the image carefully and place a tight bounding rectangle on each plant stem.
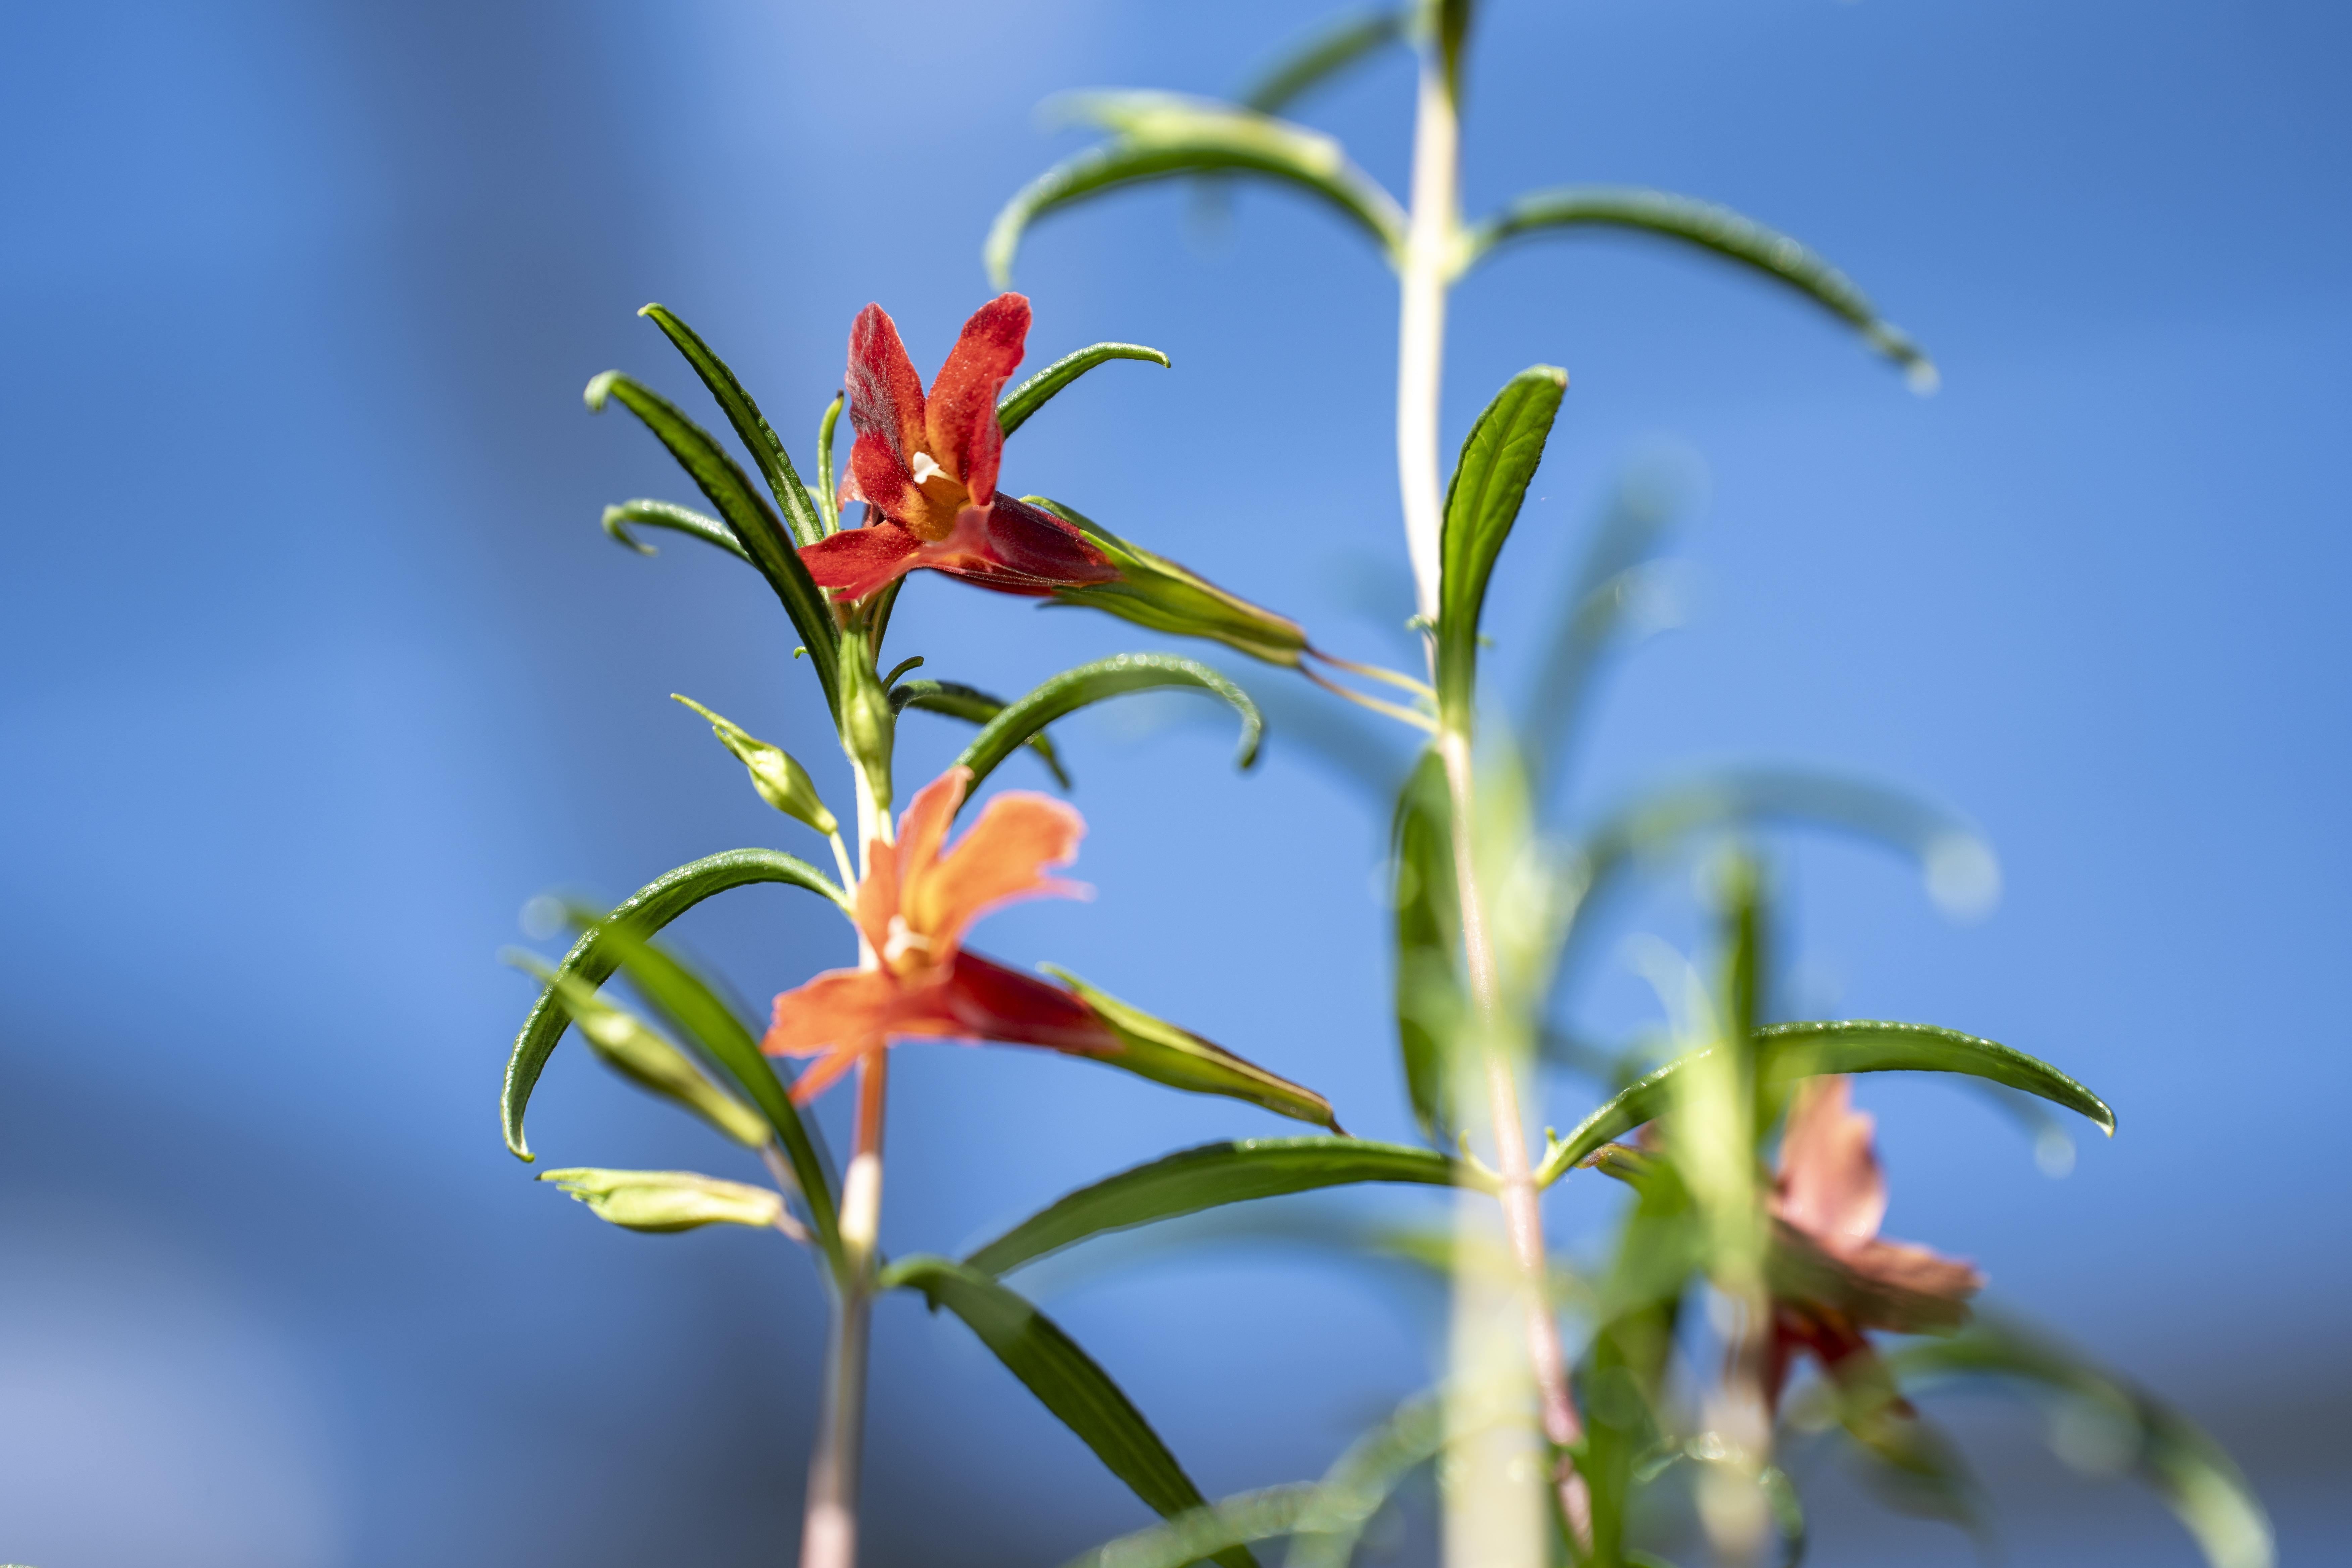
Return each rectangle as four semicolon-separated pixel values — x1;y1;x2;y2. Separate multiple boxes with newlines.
799;1049;888;1568
1399;29;1593;1556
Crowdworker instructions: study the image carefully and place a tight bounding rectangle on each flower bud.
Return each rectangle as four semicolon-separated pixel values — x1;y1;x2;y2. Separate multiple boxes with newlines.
1025;497;1310;668
538;1168;784;1232
671;695;837;836
837;628;897;814
1042;965;1339;1131
511;955;770;1147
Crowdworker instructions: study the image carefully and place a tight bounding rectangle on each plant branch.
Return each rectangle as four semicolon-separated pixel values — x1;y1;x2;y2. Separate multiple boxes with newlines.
799;1048;889;1568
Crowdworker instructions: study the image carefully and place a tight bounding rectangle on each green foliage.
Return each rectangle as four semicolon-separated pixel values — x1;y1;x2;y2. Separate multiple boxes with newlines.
890;678;1072;788
882;1256;1259;1568
1238;9;1407;116
600;498;748;562
951;652;1264;796
1030;497;1312;667
539;1168;785;1233
509;952;769;1148
1435;366;1568;719
1390;749;1461;1140
637;303;829;546
1042;968;1341;1131
997;342;1171;438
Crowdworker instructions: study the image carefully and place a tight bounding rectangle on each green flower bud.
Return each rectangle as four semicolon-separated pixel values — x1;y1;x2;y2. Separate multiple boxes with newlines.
538;1168;784;1233
837;628;897;814
1025;497;1310;668
510;955;770;1147
671;695;837;836
1041;965;1340;1131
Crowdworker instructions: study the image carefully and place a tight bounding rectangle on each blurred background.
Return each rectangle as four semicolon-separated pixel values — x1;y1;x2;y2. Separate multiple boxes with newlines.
2;0;2346;1563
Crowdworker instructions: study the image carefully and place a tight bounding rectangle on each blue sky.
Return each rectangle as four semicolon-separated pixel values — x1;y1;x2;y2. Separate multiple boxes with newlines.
1;2;2345;1564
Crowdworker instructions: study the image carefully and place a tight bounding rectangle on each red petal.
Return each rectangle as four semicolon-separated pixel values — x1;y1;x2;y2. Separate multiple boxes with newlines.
799;522;924;601
924;294;1029;507
1776;1075;1889;1246
848;430;910;519
846;304;926;474
939;951;1120;1054
914;498;1120;598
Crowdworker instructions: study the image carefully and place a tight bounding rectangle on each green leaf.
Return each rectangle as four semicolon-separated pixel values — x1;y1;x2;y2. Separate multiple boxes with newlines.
637;303;829;546
1536;1020;2113;1185
881;1255;1258;1568
1041;969;1340;1131
1459;186;1936;390
1239;8;1408;115
997;342;1171;439
891;678;1072;789
502;848;847;1163
1888;1315;2273;1568
964;1137;1468;1277
600;499;750;562
1068;1488;1314;1568
1390;750;1460;1141
583;371;841;713
583;918;841;1268
951;653;1263;797
988;93;1406;287
538;1167;785;1233
1435;365;1568;719
815;390;844;535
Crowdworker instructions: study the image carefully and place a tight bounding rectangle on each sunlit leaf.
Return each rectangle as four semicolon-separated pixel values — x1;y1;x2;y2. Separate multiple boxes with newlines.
1391;750;1461;1141
637;303;828;546
881;1255;1258;1568
1240;8;1408;115
583;371;841;712
538;1167;784;1233
997;342;1171;438
1458;186;1936;390
1435;365;1568;719
600;498;749;562
1069;1486;1314;1568
1042;969;1341;1131
1537;1021;2112;1184
890;677;1072;789
952;652;1264;796
964;1137;1468;1278
988;93;1406;287
502;848;847;1162
815;390;844;535
1888;1315;2273;1568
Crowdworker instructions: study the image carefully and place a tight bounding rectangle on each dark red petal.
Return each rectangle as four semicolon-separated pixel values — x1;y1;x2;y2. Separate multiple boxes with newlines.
939;950;1120;1055
848;430;910;519
845;303;927;472
799;523;924;601
924;294;1030;507
960;497;1120;586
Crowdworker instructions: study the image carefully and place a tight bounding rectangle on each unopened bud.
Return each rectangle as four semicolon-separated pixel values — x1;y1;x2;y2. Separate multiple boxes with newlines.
1025;497;1310;668
538;1168;784;1232
837;629;897;814
671;695;837;836
1041;965;1339;1131
508;954;769;1147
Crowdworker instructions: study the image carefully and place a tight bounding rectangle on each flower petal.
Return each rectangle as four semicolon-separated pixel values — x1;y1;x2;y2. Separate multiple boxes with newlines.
923;293;1030;507
786;1041;869;1106
765;966;901;1056
937;950;1120;1054
906;786;1088;954
800;522;925;601
892;767;971;901
1776;1073;1889;1246
848;430;913;520
846;303;927;471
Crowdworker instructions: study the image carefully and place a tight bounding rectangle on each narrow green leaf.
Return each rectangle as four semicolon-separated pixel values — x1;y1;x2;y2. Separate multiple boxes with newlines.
1068;1487;1314;1568
1536;1021;2112;1184
539;1167;785;1233
601;499;750;562
1435;365;1568;719
583;371;841;713
637;303;828;546
1889;1315;2273;1568
997;343;1171;438
815;390;844;535
882;1255;1258;1568
988;93;1405;287
891;677;1072;789
964;1137;1469;1278
1460;186;1936;390
502;848;846;1162
1042;969;1340;1131
1390;750;1460;1141
1240;8;1408;115
952;653;1263;797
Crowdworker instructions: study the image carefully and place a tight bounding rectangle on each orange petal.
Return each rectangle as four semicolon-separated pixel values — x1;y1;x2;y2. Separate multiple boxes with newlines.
906;788;1087;955
893;767;970;897
1776;1074;1888;1247
787;1041;867;1106
765;967;899;1057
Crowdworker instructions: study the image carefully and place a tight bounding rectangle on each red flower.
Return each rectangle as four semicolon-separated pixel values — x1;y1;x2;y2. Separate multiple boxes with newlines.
762;765;1120;1100
1763;1076;1984;1409
799;296;1121;602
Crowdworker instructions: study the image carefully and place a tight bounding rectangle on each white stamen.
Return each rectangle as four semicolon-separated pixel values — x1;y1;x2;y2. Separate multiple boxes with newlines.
909;451;946;486
883;915;931;966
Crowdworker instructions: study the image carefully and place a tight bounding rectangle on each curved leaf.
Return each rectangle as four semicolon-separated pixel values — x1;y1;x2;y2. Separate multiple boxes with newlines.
881;1255;1258;1568
1390;750;1460;1141
1240;8;1408;115
815;390;844;535
638;303;827;546
1070;1487;1313;1568
600;499;749;562
1435;365;1568;718
583;371;841;712
502;848;846;1162
997;342;1171;438
1537;1021;2112;1185
952;653;1263;797
1460;186;1935;389
988;94;1405;287
891;677;1072;789
1889;1315;2273;1568
965;1137;1469;1277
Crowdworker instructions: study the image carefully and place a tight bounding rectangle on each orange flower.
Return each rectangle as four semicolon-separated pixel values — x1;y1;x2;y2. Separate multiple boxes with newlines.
763;765;1119;1101
1764;1075;1984;1407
